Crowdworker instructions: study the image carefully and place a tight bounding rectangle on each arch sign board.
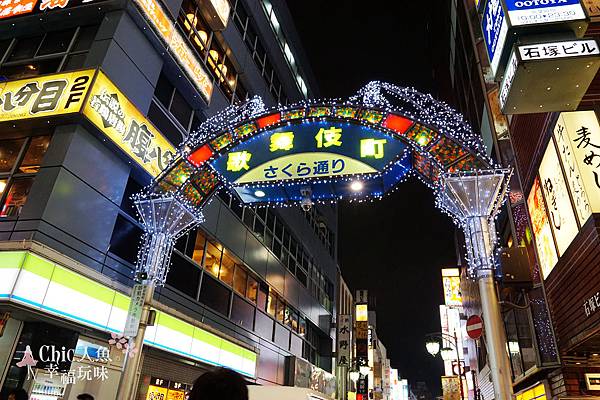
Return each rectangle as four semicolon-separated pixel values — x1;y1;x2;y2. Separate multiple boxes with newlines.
151;83;491;209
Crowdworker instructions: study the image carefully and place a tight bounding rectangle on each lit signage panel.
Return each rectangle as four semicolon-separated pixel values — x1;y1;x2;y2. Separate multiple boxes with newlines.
506;0;587;26
212;121;407;185
559;110;600;213
518;38;600;61
441;268;462;307
83;71;176;177
201;0;231;30
553;113;592;224
527;176;559;278
538;140;579;255
133;0;213;102
482;0;509;75
0;0;104;20
356;304;368;322
0;70;95;122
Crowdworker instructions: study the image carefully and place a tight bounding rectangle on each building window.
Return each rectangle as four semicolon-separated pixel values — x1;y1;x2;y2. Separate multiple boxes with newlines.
177;0;246;104
0;135;50;218
108;215;144;264
0;26;98;81
199;274;230;316
166;252;201;298
231;0;285;103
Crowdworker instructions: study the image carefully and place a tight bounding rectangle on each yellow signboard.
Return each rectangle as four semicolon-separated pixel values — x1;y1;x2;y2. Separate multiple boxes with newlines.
516;382;547;400
133;0;213;101
0;70;95;122
82;71;176;177
146;385;168;400
441;376;461;400
441;268;462;307
356;304;368;322
235;153;378;184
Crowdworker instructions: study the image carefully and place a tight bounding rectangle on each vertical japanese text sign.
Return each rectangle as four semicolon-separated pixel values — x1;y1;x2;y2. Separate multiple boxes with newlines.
337;315;351;366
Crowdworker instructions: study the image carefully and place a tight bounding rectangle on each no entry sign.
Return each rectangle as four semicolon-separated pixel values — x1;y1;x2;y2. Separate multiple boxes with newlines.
466;315;483;339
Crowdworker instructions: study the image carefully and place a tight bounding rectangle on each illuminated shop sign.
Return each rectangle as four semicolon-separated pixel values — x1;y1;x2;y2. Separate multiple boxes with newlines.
441;268;462;307
527;177;558;279
505;0;587;26
145;377;189;400
556;110;600;213
212;121;407;185
0;70;95;122
482;0;509;75
498;38;600;113
515;382;547;400
538;139;579;256
200;0;230;30
0;0;101;20
528;110;600;279
133;0;213;102
0;70;175;178
518;38;599;60
82;71;176;177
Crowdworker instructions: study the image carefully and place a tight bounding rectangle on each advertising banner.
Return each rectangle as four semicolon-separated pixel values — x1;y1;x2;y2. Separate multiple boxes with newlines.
538;140;579;256
441;376;461;400
337;315;351;366
0;70;95;122
82;70;176;177
528;177;559;278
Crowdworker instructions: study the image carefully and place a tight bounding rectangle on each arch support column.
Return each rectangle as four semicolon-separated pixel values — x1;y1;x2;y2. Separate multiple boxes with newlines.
116;194;202;400
437;169;514;400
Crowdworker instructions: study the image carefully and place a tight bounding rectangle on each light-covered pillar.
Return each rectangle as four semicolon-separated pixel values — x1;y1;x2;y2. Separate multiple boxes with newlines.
437;169;514;400
116;194;202;400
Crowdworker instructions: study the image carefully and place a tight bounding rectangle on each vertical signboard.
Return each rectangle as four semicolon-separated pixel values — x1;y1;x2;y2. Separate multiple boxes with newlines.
482;0;509;75
553;113;593;225
561;110;600;213
442;268;462;307
528;176;559;278
337;315;351;367
442;376;462;400
538;141;579;255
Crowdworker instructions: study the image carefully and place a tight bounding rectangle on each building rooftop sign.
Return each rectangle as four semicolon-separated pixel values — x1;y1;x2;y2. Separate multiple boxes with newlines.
481;0;589;80
498;38;600;113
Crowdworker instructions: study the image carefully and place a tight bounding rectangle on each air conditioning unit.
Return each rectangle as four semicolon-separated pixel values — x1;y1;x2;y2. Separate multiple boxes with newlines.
498;246;532;289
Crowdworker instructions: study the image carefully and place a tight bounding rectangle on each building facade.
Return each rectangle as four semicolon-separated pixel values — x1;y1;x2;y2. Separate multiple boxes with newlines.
0;0;338;398
435;0;600;399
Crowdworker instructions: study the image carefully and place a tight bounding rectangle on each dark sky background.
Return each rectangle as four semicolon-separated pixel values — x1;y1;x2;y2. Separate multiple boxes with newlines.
287;1;456;394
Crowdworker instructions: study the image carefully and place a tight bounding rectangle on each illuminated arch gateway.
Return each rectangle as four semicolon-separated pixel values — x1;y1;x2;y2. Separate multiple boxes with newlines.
150;81;492;209
121;82;514;400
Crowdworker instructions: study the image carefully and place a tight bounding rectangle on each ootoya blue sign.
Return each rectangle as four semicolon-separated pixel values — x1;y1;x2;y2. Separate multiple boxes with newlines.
505;0;586;26
482;0;509;76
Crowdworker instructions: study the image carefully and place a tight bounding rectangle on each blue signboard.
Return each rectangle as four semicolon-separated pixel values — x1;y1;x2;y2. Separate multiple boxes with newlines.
482;0;509;76
211;120;410;203
505;0;586;26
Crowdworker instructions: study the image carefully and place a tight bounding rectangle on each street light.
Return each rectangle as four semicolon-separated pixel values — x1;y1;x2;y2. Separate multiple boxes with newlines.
424;332;464;400
426;340;440;356
349;370;360;383
440;347;454;362
360;365;371;376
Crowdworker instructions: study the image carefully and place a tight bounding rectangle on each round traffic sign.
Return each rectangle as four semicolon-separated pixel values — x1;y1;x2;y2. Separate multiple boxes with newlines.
466;315;483;339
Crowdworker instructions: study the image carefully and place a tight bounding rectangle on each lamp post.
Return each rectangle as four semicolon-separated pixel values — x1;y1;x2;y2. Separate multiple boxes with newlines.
437;169;514;400
115;194;202;400
425;332;465;400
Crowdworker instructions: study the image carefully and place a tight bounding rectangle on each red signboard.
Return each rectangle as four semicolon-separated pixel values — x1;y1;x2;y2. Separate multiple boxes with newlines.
466;315;483;339
0;0;38;19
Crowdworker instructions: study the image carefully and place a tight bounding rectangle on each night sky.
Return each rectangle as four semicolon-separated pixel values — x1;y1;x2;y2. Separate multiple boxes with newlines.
288;0;455;394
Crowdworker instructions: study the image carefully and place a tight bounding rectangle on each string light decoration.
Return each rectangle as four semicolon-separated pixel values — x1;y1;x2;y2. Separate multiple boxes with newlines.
148;81;497;211
133;192;203;284
436;169;512;278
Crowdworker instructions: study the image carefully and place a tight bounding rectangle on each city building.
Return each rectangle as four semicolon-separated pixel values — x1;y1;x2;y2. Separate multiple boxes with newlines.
0;0;338;398
433;0;600;399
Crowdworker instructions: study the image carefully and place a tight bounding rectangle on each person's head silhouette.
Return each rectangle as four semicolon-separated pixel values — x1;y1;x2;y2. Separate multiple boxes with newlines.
188;368;248;400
